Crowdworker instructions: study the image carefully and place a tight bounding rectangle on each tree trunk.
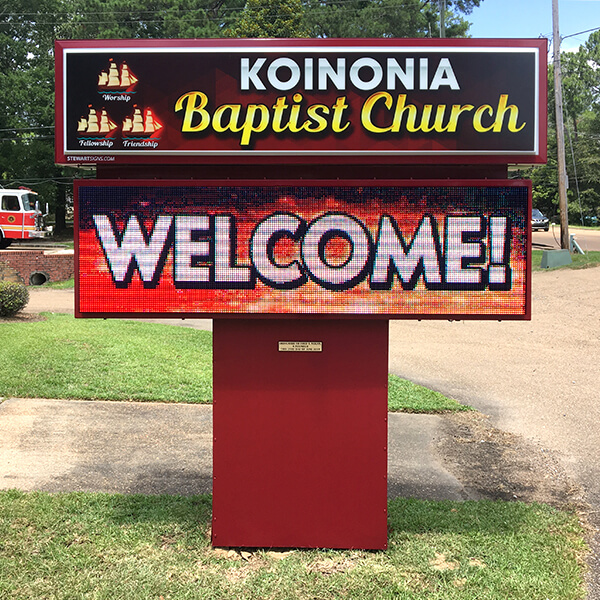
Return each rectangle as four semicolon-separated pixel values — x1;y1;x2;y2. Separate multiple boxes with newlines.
54;183;67;234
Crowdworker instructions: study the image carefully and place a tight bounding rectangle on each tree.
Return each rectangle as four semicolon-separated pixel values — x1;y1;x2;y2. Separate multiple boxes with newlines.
59;0;244;40
0;0;75;232
523;32;600;224
1;0;486;233
228;0;309;38
302;0;478;39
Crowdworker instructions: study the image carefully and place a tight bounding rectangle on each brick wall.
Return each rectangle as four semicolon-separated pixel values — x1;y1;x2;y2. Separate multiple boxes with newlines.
0;250;74;285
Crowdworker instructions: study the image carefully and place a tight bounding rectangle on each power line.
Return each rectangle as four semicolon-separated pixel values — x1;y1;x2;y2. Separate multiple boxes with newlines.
0;1;448;27
2;177;93;186
0;136;54;142
0;126;54;133
561;25;600;41
3;0;422;18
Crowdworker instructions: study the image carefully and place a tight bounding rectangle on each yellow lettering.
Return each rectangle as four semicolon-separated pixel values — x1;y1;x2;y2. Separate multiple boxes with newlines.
174;92;210;133
240;104;270;146
493;94;526;133
288;93;305;133
392;95;419;132
213;105;243;133
332;96;350;133
361;92;393;134
473;104;495;133
305;104;330;133
271;96;289;133
418;105;439;133
443;104;474;133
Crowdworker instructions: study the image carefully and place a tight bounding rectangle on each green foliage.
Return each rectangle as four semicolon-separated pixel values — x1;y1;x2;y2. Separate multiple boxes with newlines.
0;281;29;317
306;0;430;39
1;0;482;230
525;30;600;224
0;0;73;232
228;0;309;38
303;0;474;39
59;0;245;40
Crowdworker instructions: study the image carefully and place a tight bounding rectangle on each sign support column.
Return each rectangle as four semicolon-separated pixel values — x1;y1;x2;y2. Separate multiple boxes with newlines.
212;319;389;549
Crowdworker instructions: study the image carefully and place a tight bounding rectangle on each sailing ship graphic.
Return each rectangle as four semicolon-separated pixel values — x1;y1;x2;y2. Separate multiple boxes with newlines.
98;59;138;90
122;106;163;138
77;106;117;136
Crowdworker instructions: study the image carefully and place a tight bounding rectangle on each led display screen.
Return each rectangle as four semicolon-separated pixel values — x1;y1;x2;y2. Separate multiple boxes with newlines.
75;180;531;319
56;39;546;165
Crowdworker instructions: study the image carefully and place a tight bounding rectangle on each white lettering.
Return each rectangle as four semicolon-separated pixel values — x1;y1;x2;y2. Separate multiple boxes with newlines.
318;58;346;91
445;216;485;285
419;58;428;90
267;58;301;91
304;57;314;90
386;58;415;90
93;214;172;286
214;215;252;284
250;213;305;287
372;216;442;289
302;214;371;289
92;212;504;292
429;58;460;90
349;57;383;90
240;57;267;90
240;56;459;91
174;215;210;284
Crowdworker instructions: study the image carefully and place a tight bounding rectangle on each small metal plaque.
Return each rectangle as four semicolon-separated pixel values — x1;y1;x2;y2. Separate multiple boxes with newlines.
278;341;323;353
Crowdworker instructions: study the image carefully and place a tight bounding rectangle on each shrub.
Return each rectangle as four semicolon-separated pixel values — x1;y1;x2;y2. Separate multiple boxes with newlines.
0;281;30;317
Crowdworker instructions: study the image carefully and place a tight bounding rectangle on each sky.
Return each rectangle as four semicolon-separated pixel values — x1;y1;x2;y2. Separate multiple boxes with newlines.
467;0;600;51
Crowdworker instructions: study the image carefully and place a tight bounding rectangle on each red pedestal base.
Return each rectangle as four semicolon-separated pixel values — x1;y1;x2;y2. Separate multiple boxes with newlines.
212;319;388;550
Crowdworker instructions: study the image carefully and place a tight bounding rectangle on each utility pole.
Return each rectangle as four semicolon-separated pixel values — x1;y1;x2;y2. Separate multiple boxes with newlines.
552;0;570;250
439;0;446;37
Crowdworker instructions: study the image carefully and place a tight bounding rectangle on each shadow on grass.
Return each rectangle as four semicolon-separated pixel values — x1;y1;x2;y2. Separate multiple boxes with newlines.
0;490;585;600
1;489;567;539
387;496;564;535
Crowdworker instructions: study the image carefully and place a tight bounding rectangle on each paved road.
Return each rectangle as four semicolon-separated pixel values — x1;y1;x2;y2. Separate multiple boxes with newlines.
533;226;600;251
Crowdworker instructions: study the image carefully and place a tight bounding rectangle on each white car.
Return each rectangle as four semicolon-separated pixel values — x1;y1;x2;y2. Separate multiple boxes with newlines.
532;209;550;232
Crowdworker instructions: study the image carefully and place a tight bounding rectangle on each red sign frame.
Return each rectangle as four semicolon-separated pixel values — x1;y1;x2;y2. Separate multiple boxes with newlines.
56;38;547;166
75;178;532;320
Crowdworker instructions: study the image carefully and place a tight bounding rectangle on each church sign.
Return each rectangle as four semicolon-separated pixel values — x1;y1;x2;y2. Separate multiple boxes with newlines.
55;38;546;165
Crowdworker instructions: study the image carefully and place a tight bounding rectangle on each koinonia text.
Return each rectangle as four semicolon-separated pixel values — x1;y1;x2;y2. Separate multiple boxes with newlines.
75;181;531;318
56;39;546;165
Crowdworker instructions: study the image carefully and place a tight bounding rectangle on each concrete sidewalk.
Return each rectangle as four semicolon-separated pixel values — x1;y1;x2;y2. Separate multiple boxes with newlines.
15;287;468;501
0;397;468;501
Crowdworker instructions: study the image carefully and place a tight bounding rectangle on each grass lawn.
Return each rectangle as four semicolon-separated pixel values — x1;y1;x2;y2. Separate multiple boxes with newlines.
0;490;586;600
0;303;586;598
532;249;600;271
388;374;469;413
0;313;467;412
0;314;213;403
44;277;75;289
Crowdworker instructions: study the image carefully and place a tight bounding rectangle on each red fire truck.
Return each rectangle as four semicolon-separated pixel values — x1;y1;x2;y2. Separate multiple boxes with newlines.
0;187;51;249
